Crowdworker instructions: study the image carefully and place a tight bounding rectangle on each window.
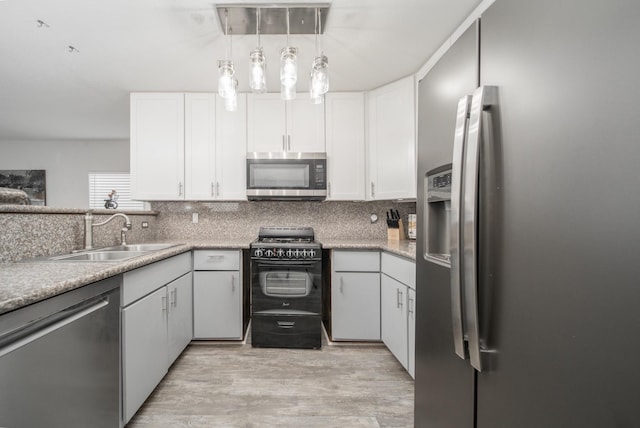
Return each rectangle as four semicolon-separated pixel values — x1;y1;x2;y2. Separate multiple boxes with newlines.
88;173;146;210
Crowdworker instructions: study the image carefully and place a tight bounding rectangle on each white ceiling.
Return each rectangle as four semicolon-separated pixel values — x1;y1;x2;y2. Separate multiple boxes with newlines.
0;0;482;140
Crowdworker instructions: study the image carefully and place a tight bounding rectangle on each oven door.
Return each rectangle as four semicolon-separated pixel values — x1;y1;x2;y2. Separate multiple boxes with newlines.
251;259;322;315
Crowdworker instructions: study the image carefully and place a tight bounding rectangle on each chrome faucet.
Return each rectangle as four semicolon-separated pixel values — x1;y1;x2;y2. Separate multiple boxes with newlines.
84;211;132;250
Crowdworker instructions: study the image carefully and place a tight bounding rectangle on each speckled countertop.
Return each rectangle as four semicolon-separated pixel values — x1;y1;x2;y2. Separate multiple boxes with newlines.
0;238;415;316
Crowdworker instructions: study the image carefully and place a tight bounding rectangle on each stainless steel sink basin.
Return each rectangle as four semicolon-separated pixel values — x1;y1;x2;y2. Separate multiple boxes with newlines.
49;251;148;262
44;243;180;262
114;243;178;252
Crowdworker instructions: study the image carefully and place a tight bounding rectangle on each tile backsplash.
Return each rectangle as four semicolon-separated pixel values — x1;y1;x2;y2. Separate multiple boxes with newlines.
0;200;416;262
152;200;416;242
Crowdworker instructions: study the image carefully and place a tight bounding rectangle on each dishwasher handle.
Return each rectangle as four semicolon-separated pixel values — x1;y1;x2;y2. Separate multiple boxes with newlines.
0;297;109;359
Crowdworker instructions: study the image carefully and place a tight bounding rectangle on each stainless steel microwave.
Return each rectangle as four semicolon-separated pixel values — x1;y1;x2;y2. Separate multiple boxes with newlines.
246;152;327;201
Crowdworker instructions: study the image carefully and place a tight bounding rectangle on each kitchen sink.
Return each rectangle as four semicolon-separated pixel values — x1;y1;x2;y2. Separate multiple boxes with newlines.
44;243;181;262
49;251;148;262
108;243;179;252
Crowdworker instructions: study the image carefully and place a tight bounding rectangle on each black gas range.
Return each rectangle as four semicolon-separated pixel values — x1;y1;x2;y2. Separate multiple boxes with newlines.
250;227;322;349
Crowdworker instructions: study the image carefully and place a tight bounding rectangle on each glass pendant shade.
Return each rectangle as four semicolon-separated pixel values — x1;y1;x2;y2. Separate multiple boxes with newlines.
281;83;296;101
218;60;236;99
280;47;298;100
249;48;267;93
224;78;238;112
310;55;329;97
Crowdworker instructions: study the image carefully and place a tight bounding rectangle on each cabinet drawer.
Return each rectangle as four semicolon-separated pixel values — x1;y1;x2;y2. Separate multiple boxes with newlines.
122;252;192;306
381;252;415;289
194;250;240;271
333;250;380;272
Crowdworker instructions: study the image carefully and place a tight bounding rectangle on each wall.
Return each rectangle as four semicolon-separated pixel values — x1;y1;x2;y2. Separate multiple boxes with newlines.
152;200;416;242
0;139;129;208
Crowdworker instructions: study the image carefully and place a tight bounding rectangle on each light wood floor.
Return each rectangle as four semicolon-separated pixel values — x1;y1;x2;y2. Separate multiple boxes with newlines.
127;338;414;428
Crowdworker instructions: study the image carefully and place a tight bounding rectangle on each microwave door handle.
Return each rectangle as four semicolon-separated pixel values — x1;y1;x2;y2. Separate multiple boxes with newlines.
450;95;472;361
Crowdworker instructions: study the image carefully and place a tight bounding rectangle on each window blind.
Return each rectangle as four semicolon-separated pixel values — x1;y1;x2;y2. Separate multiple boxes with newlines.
88;173;145;210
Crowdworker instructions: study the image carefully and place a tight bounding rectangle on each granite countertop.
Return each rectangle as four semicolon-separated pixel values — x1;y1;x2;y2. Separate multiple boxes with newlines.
321;239;417;261
0;238;415;317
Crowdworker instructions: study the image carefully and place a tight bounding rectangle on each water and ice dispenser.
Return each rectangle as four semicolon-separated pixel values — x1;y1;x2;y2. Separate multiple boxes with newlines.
424;164;452;266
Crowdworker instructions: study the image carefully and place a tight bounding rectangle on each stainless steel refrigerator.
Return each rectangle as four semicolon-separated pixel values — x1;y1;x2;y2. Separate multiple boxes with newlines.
415;1;640;427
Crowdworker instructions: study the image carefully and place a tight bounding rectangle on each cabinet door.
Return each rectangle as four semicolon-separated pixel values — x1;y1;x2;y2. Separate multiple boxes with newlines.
331;272;380;341
381;274;408;370
325;93;366;200
407;287;416;379
367;76;416;200
193;271;242;339
216;94;248;200
247;93;286;152
122;286;168;423
167;272;193;364
130;93;185;200
287;96;325;152
185;93;216;200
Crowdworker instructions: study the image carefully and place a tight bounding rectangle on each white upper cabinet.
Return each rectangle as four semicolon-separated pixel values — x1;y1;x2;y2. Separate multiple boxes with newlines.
215;94;247;200
247;93;325;153
131;92;247;201
130;93;185;200
367;76;417;200
184;93;216;200
325;93;366;200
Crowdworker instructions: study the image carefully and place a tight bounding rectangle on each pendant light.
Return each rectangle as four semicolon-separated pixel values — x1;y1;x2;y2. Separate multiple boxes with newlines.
249;8;267;93
280;8;297;100
310;8;329;103
218;8;237;110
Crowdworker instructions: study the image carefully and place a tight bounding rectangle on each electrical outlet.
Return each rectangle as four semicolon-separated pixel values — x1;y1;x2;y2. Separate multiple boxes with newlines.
192;212;199;223
141;221;149;229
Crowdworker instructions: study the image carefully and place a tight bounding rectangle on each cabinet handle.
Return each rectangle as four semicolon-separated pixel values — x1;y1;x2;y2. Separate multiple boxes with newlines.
162;295;167;311
339;276;344;293
231;275;235;292
216;182;220;197
172;288;178;307
371;182;375;198
397;288;404;309
408;296;414;315
178;182;183;196
287;135;291;151
207;255;225;262
328;182;331;197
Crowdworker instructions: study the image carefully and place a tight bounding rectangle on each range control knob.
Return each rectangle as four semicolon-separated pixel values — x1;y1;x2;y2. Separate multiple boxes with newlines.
286;249;295;258
276;248;285;258
254;249;264;258
300;249;309;258
265;249;275;258
308;249;316;258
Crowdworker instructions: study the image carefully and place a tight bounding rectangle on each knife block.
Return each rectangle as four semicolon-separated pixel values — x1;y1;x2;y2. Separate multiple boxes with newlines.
387;219;405;241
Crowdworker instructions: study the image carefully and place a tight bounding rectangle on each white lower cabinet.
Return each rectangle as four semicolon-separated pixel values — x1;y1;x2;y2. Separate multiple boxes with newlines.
193;250;243;340
381;274;409;370
121;253;192;424
407;287;416;378
331;250;381;341
380;252;416;378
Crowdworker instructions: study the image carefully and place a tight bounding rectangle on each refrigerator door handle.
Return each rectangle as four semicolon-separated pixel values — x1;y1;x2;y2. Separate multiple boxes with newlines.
450;95;472;360
463;85;498;372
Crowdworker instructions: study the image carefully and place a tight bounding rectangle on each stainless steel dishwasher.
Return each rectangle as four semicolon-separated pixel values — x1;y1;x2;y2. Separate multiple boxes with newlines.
0;276;120;428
